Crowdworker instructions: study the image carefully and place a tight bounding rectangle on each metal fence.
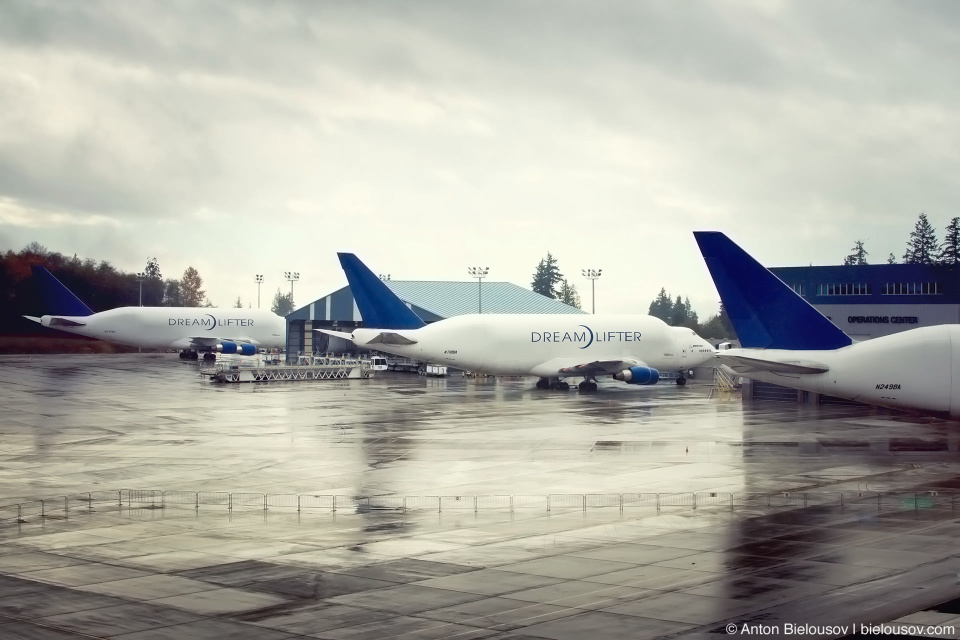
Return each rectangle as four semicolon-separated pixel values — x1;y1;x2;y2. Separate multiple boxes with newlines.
1;489;956;524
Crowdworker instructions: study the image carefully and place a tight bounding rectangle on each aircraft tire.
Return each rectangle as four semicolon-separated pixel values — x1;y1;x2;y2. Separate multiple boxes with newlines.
676;377;686;386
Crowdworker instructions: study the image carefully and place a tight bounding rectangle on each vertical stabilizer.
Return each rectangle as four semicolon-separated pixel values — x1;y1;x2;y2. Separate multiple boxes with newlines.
694;232;851;350
30;266;94;316
337;254;426;329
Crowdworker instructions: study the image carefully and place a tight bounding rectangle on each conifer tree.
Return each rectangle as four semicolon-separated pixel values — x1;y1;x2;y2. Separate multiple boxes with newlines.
842;240;868;265
531;252;563;299
902;213;938;264
940;217;960;265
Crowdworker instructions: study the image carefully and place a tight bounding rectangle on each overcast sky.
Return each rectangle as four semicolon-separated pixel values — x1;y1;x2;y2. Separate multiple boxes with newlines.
2;1;959;316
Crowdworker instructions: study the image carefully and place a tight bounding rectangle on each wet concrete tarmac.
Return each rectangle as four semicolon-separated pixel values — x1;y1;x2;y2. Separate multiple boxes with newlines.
1;354;960;639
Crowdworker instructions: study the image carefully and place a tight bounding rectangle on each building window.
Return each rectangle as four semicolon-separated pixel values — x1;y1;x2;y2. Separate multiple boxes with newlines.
790;284;803;295
881;282;940;295
817;283;873;296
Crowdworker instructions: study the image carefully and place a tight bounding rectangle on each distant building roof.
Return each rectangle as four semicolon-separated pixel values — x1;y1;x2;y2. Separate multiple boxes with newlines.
287;280;585;323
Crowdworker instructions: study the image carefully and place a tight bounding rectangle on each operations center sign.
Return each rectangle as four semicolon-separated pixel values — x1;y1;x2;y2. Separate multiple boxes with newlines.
847;315;918;324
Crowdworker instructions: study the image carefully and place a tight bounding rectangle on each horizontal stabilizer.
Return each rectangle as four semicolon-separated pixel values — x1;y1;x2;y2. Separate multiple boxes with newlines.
315;329;356;341
338;253;426;330
366;331;418;346
48;317;87;327
31;266;94;317
718;353;829;375
694;232;851;350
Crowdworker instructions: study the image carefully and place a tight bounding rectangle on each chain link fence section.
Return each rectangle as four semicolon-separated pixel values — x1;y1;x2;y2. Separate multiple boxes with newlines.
4;489;960;525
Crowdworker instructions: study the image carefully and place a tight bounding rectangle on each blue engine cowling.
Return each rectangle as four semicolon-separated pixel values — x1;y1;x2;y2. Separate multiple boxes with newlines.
215;342;256;356
612;366;660;385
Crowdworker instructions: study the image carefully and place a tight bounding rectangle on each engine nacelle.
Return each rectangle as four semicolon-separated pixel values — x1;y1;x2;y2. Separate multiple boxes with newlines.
216;341;238;354
215;342;257;356
613;366;660;385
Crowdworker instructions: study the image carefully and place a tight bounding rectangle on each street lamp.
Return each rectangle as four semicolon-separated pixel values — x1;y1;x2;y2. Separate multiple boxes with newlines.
284;271;299;299
136;272;146;307
467;267;489;314
582;268;602;314
379;274;391;281
255;274;263;309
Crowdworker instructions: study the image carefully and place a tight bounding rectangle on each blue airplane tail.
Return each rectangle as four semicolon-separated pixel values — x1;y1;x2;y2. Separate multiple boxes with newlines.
31;266;94;317
337;253;426;330
694;232;851;350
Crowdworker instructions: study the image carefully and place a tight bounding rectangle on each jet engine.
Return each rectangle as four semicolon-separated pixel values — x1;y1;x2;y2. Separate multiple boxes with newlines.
613;366;660;385
215;342;257;356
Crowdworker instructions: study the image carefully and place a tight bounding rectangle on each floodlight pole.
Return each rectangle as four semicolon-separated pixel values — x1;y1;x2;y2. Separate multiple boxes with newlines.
136;272;145;307
467;267;489;314
582;268;602;314
284;271;299;299
255;274;263;309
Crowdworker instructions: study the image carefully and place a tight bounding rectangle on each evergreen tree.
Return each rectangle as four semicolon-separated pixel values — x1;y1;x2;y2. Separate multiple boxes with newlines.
647;288;672;322
234;296;243;308
530;252;563;299
559;279;580;309
142;257;164;306
887;253;897;264
162;279;182;306
271;288;294;315
179;267;206;307
902;212;938;264
842;240;868;265
940;217;960;265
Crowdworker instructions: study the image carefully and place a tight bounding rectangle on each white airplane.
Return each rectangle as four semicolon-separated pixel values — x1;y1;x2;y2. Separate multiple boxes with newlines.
695;231;960;419
24;266;286;360
320;253;715;391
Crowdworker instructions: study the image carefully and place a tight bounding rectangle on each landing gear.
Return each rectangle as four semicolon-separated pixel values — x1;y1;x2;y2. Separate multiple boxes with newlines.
178;351;187;359
180;350;199;361
676;373;687;386
578;380;598;392
536;377;570;391
202;352;216;361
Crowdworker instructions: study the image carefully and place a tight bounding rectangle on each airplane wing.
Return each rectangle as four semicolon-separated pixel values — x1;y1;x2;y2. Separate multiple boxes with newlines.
717;353;829;375
173;336;259;349
532;357;643;378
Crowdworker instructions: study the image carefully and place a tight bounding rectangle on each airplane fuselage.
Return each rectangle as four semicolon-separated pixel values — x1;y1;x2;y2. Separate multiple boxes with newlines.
350;314;715;377
34;307;286;351
721;324;960;419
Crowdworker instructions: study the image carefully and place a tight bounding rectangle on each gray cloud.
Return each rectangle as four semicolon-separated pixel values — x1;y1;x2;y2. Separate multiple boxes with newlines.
2;0;960;313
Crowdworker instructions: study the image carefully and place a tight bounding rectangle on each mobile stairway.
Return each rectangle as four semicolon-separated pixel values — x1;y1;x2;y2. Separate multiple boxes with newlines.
200;355;376;383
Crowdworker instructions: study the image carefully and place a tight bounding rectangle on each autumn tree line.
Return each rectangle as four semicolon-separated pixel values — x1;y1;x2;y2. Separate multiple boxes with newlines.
0;243;211;335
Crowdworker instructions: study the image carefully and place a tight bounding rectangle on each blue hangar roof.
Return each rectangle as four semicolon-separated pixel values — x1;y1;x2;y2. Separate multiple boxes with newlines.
287;281;586;323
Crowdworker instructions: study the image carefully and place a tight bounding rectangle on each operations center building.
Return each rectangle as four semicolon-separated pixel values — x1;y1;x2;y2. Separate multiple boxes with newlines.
770;263;960;341
285;281;585;360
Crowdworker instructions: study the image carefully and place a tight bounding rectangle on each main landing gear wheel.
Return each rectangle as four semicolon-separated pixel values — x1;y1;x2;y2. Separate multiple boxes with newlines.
676;376;686;386
188;351;199;361
551;380;570;391
536;378;549;390
578;381;598;392
203;352;216;361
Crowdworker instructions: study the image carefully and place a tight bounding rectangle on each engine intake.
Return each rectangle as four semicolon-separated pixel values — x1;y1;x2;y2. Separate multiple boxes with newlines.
613;366;660;385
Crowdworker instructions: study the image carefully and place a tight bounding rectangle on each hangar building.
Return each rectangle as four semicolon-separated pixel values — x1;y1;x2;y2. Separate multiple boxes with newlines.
285;281;584;360
770;263;959;341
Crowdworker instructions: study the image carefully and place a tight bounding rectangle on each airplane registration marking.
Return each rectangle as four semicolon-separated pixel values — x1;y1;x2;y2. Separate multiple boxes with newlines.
875;384;901;390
